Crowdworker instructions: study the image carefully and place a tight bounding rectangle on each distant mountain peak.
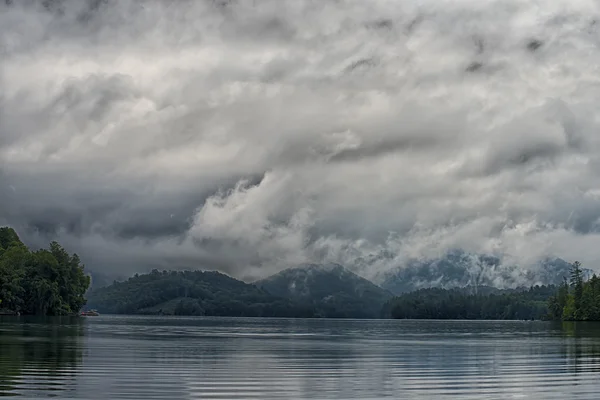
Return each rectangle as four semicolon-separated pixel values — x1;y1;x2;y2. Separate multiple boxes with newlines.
256;263;392;318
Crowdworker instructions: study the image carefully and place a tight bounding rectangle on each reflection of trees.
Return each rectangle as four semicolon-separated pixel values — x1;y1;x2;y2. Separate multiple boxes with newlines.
560;322;600;375
0;316;84;396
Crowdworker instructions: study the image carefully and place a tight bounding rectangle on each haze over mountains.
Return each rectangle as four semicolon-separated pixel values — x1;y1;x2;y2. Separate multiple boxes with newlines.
377;250;586;294
88;249;582;296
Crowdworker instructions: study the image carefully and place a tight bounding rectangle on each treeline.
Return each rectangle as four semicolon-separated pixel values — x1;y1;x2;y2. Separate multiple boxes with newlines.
86;269;315;317
385;286;556;320
548;261;600;321
0;227;90;315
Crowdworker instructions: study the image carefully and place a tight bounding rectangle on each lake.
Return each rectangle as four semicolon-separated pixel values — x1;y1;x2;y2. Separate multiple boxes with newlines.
1;316;600;399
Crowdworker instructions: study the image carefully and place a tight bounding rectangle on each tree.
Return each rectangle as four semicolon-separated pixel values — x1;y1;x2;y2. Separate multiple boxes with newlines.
545;263;600;322
570;261;584;318
548;278;569;320
0;227;91;315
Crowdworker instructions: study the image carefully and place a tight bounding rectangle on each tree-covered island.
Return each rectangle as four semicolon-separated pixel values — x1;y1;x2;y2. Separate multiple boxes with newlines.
0;227;90;315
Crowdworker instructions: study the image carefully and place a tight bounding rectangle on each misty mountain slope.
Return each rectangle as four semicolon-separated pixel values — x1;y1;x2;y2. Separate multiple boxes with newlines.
87;270;126;290
86;269;313;317
380;250;590;295
256;264;393;318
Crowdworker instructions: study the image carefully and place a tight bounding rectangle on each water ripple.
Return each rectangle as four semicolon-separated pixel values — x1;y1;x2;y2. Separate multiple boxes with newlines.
1;317;600;399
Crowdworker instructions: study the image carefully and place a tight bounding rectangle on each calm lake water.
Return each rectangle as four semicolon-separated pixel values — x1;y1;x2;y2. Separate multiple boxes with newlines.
1;316;600;399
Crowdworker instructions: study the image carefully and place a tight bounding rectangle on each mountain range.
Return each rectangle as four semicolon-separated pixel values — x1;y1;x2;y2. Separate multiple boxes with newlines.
86;252;585;318
86;269;314;317
87;264;392;318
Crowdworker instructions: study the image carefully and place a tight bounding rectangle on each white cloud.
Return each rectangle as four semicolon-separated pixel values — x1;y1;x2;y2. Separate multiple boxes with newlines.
2;0;600;280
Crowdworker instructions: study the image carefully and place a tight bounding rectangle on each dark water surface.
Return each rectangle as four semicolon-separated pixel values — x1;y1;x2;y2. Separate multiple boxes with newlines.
1;316;600;399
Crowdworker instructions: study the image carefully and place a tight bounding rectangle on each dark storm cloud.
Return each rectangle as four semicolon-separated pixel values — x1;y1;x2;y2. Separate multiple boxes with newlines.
3;0;600;282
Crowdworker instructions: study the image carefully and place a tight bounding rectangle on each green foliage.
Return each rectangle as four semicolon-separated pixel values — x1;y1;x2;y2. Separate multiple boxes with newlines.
174;298;205;316
0;227;24;252
562;294;577;321
86;269;316;317
548;278;569;320
0;227;90;316
570;261;584;315
385;285;556;320
547;261;600;321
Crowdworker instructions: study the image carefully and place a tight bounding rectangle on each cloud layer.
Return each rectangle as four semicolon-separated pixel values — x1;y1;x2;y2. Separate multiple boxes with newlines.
3;0;600;281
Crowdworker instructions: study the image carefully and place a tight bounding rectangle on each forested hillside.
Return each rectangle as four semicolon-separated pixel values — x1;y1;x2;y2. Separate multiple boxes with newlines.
256;264;393;318
385;285;556;320
0;227;90;315
88;264;393;318
86;269;315;317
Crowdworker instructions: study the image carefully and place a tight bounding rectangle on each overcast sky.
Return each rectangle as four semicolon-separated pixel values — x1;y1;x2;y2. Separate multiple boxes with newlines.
2;0;600;281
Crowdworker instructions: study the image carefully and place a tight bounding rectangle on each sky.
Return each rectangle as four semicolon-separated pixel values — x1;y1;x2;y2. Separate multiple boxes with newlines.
2;0;600;282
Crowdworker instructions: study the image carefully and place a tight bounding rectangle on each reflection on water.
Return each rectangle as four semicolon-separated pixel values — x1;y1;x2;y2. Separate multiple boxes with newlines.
557;322;600;376
0;316;84;397
1;317;600;399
